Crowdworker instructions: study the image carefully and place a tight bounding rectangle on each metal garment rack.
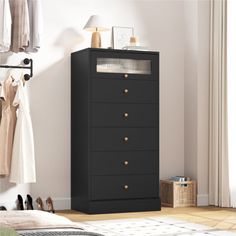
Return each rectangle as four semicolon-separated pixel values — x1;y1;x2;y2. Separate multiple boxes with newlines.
0;58;33;81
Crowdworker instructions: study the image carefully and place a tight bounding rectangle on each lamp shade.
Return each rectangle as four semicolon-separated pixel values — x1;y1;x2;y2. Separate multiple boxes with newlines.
83;15;109;32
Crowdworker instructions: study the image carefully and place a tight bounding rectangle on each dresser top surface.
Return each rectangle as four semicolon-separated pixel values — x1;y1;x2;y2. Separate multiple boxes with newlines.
71;48;159;56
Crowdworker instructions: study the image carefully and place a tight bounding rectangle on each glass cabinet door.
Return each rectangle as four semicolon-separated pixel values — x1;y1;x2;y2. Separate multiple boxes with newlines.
96;58;151;75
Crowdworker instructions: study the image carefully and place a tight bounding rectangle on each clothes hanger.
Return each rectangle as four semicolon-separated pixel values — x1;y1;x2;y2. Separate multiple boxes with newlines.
21;72;26;87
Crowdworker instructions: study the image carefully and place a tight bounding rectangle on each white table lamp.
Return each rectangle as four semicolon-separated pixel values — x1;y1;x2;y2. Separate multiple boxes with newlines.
83;15;109;48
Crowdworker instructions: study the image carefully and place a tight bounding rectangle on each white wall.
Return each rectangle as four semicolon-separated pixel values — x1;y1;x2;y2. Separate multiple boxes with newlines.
0;0;210;210
134;0;185;180
184;0;198;181
184;0;210;206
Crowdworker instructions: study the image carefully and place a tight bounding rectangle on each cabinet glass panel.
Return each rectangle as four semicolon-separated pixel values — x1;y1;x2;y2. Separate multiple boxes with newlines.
97;58;151;74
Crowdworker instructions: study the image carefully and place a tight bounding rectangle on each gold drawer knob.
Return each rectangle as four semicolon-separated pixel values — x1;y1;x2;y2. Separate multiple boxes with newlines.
124;74;128;79
124;137;129;142
124;185;129;190
123;112;129;118
124;161;129;166
123;89;129;94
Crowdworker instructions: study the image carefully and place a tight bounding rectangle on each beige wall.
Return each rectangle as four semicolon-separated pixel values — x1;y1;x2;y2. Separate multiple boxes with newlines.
0;0;209;209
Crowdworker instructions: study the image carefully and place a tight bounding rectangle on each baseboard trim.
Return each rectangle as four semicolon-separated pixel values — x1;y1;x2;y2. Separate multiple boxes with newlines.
197;194;209;206
0;198;71;211
51;197;71;210
2;196;208;210
0;199;17;210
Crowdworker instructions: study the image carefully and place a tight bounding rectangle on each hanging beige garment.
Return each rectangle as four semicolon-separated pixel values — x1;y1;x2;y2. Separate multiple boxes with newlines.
0;84;2;122
0;75;17;175
9;0;30;53
0;101;2;121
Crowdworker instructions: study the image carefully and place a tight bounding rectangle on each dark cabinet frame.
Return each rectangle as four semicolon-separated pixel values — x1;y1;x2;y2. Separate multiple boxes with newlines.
71;48;161;213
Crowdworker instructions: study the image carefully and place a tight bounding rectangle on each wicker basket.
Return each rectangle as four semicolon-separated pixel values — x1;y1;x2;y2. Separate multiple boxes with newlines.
160;180;197;208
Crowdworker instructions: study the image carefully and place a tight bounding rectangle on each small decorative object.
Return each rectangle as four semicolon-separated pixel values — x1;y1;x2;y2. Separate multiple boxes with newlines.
129;36;139;46
84;15;109;48
170;176;191;182
112;26;134;49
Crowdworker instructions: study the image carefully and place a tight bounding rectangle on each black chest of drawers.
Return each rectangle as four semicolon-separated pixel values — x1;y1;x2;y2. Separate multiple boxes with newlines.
71;48;161;213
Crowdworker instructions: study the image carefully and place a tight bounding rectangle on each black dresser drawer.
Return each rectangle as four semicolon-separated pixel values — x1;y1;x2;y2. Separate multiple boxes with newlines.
91;175;158;200
91;128;158;151
91;103;158;127
90;151;158;175
91;51;159;81
91;79;158;103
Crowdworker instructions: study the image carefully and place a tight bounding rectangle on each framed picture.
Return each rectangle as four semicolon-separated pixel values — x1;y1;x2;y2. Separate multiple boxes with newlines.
112;26;134;49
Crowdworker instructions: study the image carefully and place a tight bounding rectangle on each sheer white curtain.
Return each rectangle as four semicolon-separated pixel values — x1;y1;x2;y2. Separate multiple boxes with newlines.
209;0;230;207
227;0;236;207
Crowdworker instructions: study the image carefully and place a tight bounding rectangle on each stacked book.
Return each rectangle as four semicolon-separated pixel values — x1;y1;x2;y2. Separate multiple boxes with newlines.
169;176;191;182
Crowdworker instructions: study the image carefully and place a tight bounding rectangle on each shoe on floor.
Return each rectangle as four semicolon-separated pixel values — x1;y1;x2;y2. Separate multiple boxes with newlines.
0;206;7;210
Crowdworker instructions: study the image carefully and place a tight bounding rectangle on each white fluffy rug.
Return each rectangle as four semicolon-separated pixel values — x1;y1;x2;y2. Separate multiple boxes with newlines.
78;217;236;236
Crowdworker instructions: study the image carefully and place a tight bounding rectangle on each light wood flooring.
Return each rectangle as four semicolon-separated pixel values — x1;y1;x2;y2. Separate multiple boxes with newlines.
57;207;236;232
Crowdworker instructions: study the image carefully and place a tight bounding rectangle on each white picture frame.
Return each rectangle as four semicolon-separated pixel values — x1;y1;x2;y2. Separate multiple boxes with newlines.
112;26;134;49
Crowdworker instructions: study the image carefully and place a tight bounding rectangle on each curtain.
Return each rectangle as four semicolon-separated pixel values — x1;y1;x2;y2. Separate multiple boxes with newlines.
227;0;236;207
209;0;230;207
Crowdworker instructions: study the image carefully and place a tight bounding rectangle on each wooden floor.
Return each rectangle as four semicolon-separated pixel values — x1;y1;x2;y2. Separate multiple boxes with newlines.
57;206;236;232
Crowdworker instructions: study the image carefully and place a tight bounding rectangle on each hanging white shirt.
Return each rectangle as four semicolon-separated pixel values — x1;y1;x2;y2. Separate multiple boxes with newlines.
26;0;43;52
10;79;36;184
0;0;12;52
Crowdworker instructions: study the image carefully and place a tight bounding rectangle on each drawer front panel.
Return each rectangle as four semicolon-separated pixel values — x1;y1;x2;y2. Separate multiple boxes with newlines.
91;128;158;151
91;103;158;127
91;79;158;103
91;51;159;81
91;175;158;200
90;151;158;175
